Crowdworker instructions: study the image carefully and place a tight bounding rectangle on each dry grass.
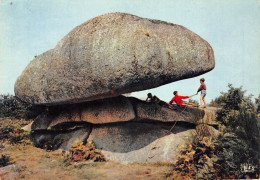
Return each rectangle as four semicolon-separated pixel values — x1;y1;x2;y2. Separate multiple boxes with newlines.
0;117;174;179
1;142;174;179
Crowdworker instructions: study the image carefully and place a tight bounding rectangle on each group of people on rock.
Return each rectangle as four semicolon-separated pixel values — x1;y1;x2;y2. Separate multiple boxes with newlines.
146;78;207;108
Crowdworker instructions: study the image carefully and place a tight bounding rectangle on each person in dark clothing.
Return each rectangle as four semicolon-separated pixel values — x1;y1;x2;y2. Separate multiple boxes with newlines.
146;93;154;102
196;78;206;106
146;93;169;107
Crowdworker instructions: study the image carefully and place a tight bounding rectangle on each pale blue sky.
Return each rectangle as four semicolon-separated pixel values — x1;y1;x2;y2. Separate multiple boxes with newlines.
0;0;259;103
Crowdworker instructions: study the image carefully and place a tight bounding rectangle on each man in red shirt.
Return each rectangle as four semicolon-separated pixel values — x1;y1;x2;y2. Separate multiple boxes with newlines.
169;91;190;107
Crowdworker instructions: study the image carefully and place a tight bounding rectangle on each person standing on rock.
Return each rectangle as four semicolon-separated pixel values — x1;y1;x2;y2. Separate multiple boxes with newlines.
196;78;207;107
169;91;192;107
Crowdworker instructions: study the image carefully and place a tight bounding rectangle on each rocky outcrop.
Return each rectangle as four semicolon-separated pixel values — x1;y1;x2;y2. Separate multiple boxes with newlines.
15;12;216;163
33;125;91;151
88;122;195;163
30;96;219;163
31;96;206;129
130;97;205;124
15;12;215;105
81;96;135;124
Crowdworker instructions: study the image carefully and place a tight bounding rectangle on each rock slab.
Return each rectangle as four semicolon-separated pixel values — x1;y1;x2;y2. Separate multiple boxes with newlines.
29;97;219;162
30;96;206;129
15;12;215;105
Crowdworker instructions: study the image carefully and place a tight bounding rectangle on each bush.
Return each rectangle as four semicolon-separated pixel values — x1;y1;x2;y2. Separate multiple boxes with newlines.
68;141;106;162
0;118;32;144
172;136;217;179
0;94;45;119
214;84;259;179
188;99;199;105
214;133;257;178
255;94;260;114
0;154;11;167
172;84;259;179
209;92;228;108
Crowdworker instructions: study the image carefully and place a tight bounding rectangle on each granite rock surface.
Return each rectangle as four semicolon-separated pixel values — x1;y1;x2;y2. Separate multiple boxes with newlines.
15;12;215;105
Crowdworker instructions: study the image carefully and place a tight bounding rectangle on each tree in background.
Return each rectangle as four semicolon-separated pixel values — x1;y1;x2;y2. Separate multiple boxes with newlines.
214;84;259;179
255;94;260;114
188;98;199;105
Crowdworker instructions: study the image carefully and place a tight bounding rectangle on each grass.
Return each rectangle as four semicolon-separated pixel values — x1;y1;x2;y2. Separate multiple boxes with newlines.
0;117;174;179
0;154;11;167
0;117;32;144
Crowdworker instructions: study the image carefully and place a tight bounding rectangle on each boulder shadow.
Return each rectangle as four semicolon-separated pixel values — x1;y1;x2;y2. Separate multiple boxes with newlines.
88;121;195;153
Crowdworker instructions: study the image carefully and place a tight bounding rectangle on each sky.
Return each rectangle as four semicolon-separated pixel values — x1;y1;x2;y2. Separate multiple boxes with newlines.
0;0;259;103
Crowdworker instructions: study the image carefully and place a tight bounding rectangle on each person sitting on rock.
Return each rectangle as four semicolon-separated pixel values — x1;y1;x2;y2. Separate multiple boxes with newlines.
146;93;154;103
169;91;192;107
146;93;169;107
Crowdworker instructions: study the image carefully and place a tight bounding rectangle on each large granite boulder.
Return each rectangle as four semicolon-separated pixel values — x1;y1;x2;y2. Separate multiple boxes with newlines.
80;96;135;124
31;121;197;162
129;97;205;124
15;12;215;105
30;96;206;130
88;122;196;163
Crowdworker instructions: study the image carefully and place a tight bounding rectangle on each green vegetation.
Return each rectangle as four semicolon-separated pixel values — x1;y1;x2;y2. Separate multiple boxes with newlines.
0;117;32;168
173;84;259;179
0;154;11;167
255;94;260;114
0;94;44;146
172;137;217;179
188;99;199;105
0;94;45;119
0;86;259;178
213;84;259;179
0;117;32;144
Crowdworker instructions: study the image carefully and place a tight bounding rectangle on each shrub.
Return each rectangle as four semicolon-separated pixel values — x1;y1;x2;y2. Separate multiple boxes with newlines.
255;94;260;113
214;84;259;179
0;118;32;144
214;133;257;179
0;94;45;119
68;141;106;162
209;92;228;108
0;154;11;167
188;99;199;105
172;136;217;179
172;84;259;179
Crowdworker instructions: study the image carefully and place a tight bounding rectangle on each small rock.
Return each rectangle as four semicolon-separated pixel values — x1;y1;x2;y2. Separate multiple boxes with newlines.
0;163;23;175
21;122;33;132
